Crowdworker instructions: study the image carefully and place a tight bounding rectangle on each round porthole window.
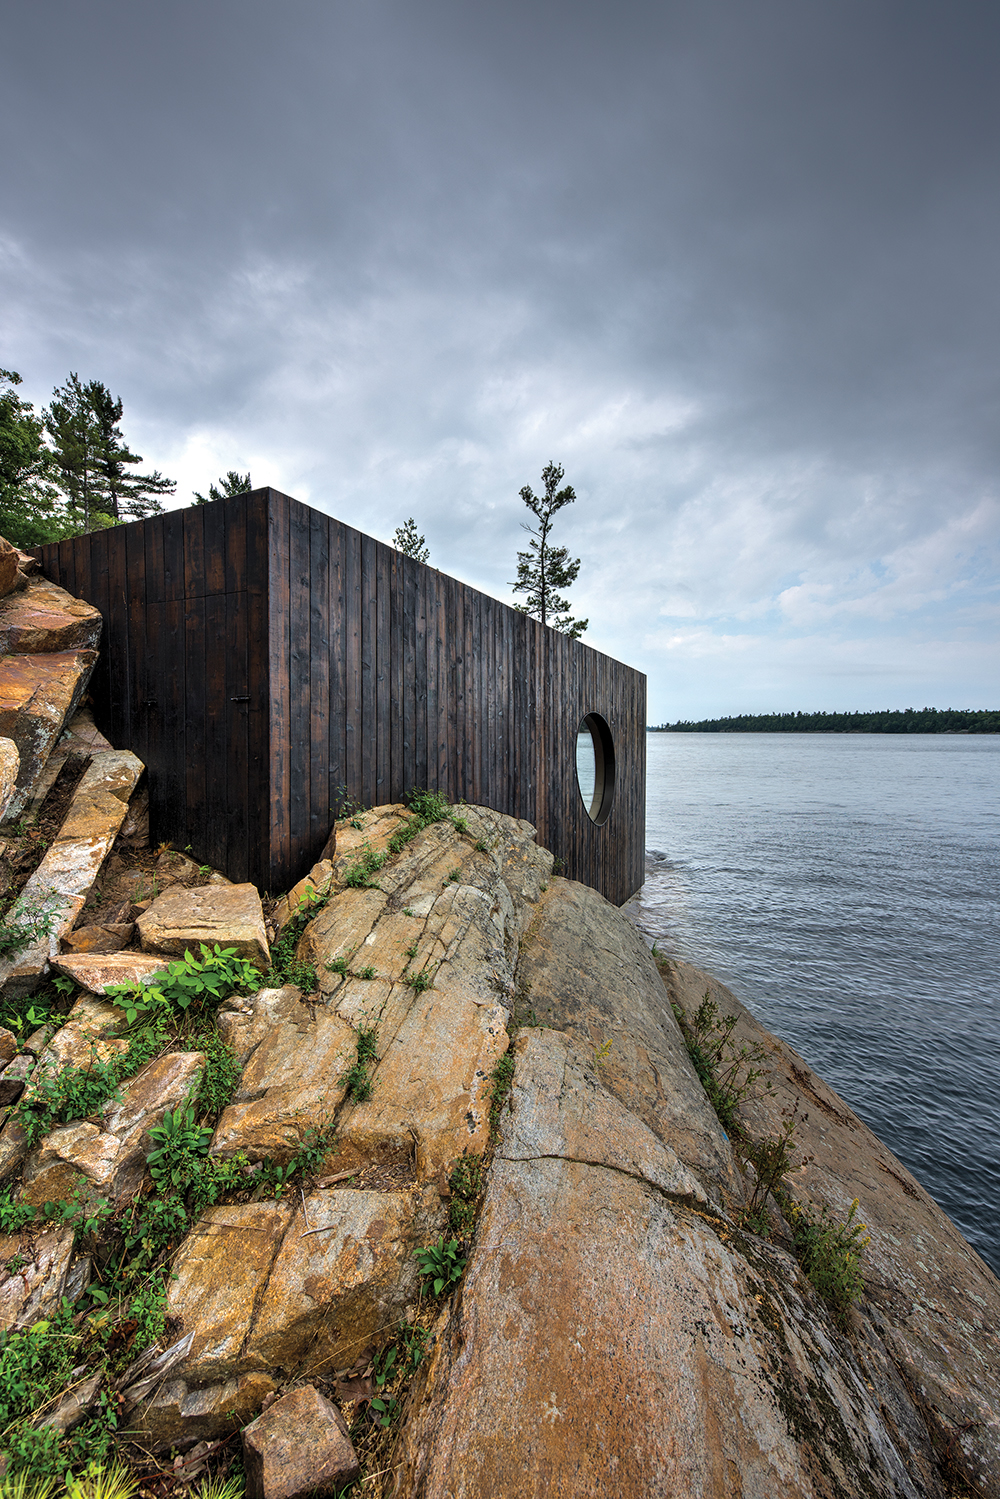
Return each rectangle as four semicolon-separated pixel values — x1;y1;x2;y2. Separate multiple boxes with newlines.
575;713;616;826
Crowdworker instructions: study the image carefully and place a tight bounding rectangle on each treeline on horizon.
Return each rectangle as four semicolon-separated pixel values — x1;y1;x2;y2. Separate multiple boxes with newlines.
650;708;1000;735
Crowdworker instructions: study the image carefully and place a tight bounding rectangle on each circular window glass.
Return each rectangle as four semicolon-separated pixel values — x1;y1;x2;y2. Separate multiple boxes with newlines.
575;713;616;825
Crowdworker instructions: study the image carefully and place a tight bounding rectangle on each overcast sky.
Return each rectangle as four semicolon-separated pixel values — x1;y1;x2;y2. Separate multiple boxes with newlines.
3;0;998;721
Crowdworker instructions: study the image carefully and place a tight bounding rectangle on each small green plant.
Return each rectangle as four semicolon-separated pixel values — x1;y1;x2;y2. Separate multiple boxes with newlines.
268;888;328;988
403;968;434;993
369;1343;399;1427
451;816;468;834
413;1236;467;1296
406;788;450;823
448;1152;484;1234
593;1038;612;1070
740;1107;809;1229
65;1463;138;1499
0;889;62;959
446;868;461;883
341;1021;379;1102
146;1103;213;1190
326;953;351;976
487;1051;515;1139
192;1030;242;1116
107;943;261;1025
474;839;489;853
343;846;388;889
403;907;416;917
17;1049;122;1147
784;1196;870;1320
672;993;771;1137
355;964;376;980
404;942;418;960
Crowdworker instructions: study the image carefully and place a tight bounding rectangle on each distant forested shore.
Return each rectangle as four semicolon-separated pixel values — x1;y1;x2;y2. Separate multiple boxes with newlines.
649;708;1000;734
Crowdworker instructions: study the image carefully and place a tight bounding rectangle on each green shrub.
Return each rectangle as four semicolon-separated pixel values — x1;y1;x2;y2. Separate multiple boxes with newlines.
784;1196;870;1319
342;847;388;889
106;944;260;1026
0;889;62;960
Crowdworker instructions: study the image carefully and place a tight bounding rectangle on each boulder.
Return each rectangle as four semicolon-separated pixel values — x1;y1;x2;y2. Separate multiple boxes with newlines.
0;1225;76;1330
155;849;204;885
137;882;269;970
51;950;170;995
20;1122;124;1208
0;648;98;823
242;1386;360;1499
0;737;18;822
0;577;102;656
210;988;354;1164
61;922;135;953
144;1186;440;1448
0;749;144;1000
0;1028;17;1068
0;535;21;599
0;1053;35;1106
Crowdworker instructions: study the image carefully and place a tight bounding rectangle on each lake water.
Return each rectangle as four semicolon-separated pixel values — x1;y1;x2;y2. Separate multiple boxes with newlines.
626;732;1000;1276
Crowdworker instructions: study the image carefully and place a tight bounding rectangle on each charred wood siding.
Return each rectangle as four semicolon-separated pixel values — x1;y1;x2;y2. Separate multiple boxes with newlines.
36;488;646;904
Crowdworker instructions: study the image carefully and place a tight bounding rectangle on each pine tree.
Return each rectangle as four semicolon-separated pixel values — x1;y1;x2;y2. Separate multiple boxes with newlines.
45;374;111;534
511;462;587;637
88;382;175;520
193;470;252;506
0;369;63;547
45;375;175;532
393;517;430;562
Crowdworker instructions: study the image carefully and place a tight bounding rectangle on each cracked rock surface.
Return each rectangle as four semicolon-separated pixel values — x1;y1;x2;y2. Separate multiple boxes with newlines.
398;878;1000;1499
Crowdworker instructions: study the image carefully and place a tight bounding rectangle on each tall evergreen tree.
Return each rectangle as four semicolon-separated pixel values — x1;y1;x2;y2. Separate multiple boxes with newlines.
45;376;175;532
45;374;111;534
393;517;430;562
511;462;588;638
192;470;252;506
0;369;63;547
88;382;175;521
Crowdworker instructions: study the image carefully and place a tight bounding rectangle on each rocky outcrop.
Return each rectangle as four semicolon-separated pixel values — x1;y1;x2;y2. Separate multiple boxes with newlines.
0;577;102;656
0;649;98;822
398;879;1000;1499
0;749;144;998
0;737;18;822
659;957;1000;1499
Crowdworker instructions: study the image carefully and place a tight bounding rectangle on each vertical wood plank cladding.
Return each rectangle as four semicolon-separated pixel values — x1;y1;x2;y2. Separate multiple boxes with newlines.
374;540;391;805
425;572;439;794
105;531;130;747
344;523;362;801
203;590;229;872
360;533;377;808
268;492;292;886
33;490;645;906
401;556;416;799
226;497;251;881
287;499;311;874
413;563;427;792
124;523;148;767
389;547;404;801
246;493;271;886
183;508;207;853
328;518;347;811
309;508;331;857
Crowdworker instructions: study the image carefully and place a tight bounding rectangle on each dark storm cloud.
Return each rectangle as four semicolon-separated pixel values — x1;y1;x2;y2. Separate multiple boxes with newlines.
2;0;998;716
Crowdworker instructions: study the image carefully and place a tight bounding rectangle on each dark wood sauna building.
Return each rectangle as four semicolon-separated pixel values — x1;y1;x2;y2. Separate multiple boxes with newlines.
36;489;646;904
